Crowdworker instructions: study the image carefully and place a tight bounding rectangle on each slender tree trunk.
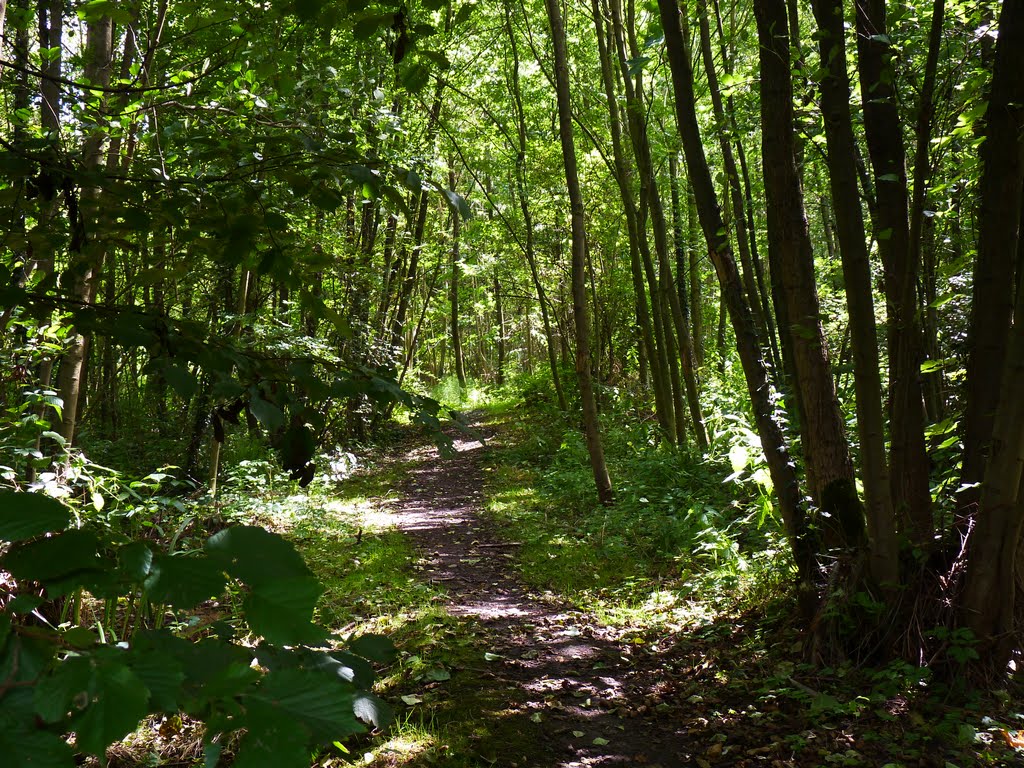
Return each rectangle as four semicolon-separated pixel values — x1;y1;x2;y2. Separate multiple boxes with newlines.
57;13;113;446
907;0;946;428
736;136;782;379
756;0;864;551
855;0;933;544
811;0;898;584
506;0;568;411
590;0;673;437
670;153;710;449
697;1;768;352
610;0;706;447
494;273;506;385
657;0;816;605
687;185;705;368
960;0;1024;515
960;0;1024;676
449;168;467;388
544;0;612;504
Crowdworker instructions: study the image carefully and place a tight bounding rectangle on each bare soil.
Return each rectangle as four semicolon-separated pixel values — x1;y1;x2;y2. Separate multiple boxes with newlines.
388;420;783;768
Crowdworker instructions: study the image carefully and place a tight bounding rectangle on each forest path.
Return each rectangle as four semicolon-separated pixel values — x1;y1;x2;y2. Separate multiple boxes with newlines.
384;415;688;768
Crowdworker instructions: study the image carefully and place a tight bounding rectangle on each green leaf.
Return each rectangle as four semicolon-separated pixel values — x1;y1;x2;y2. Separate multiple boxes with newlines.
2;529;100;581
246;668;361;742
40;430;66;447
402;62;430;93
263;210;290;230
71;660;150;756
34;656;92;724
127;651;185;712
0;727;74;768
62;626;98;649
441;188;472;221
79;0;134;23
418;50;451;71
0;491;71;542
353;692;392;728
453;2;473;26
249;396;286;431
118;541;154;581
311;651;375;687
205;526;311;586
144;554;227;608
232;709;309;768
163;363;199;399
348;634;397;664
245;578;326;645
353;13;392;40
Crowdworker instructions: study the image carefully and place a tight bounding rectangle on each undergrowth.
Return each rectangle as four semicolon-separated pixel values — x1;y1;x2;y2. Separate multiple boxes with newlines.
480;392;792;625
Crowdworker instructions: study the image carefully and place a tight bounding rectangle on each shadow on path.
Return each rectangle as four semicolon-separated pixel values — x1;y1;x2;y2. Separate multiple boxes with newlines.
389;424;689;768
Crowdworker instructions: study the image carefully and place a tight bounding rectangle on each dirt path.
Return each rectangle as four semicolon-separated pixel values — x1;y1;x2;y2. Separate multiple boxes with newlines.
388;421;687;768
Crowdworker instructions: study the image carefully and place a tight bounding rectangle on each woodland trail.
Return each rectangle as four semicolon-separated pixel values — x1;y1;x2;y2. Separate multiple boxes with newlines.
384;417;701;768
362;415;995;768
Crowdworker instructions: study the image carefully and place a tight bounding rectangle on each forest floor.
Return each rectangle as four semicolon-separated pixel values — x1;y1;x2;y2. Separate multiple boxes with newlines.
305;409;1021;768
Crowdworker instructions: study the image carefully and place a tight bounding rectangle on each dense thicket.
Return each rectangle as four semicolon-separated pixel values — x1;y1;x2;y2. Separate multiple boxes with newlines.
1;0;1022;759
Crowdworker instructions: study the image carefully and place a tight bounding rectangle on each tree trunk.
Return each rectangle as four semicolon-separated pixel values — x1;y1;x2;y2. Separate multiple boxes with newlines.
544;0;613;504
505;0;568;412
494;273;506;385
697;1;768;353
960;0;1024;676
588;0;675;438
610;0;706;447
811;0;898;584
756;0;864;550
57;13;113;446
687;184;705;368
449;168;467;388
960;0;1024;515
657;0;816;605
855;0;933;544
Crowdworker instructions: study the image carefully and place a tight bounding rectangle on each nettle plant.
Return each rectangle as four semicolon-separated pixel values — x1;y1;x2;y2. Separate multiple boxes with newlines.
0;489;394;767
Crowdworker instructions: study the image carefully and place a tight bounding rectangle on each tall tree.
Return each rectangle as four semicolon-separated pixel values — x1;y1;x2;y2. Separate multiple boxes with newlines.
810;0;898;584
959;0;1024;675
755;0;863;550
855;0;933;544
544;0;613;504
56;10;114;446
656;0;817;604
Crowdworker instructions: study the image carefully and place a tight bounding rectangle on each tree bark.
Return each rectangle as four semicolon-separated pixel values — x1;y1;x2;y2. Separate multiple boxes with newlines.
505;0;568;412
610;0;706;448
449;168;467;388
656;0;816;603
544;0;613;504
960;0;1024;676
855;0;933;544
960;0;1024;515
57;13;113;446
756;0;864;550
811;0;898;583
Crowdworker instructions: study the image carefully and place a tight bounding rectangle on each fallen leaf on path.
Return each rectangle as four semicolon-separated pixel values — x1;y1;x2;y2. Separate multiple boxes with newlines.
593;737;610;746
401;695;423;705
